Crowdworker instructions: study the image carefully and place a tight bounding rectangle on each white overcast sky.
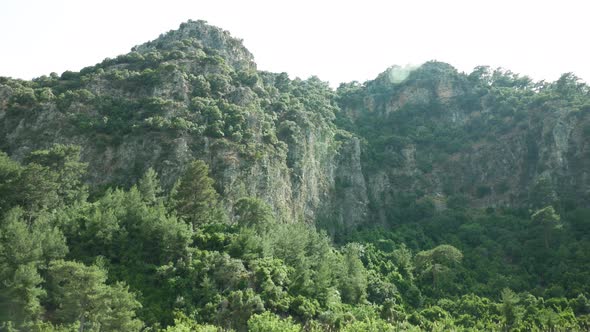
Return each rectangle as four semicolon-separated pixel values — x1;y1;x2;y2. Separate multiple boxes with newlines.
1;0;588;86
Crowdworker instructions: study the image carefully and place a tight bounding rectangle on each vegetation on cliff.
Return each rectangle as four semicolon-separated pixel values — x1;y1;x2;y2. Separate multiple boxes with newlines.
1;20;590;331
2;146;590;331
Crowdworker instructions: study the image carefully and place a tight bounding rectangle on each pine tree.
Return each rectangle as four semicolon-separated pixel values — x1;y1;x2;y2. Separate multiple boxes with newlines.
25;144;88;205
0;208;67;326
170;160;220;228
531;206;562;249
48;260;143;332
339;243;368;304
138;168;162;205
233;197;274;234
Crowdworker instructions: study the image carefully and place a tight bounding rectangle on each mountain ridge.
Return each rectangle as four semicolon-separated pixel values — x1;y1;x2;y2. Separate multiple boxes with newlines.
1;20;589;231
2;20;590;331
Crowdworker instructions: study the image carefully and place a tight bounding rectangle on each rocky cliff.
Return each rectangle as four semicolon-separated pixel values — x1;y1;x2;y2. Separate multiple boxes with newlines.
0;20;366;226
1;21;589;231
336;63;590;225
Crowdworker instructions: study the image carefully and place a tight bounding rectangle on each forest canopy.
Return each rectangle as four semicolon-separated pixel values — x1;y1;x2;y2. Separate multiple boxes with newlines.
0;145;589;331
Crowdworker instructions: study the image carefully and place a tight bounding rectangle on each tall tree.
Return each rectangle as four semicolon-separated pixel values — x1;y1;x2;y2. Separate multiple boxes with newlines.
0;214;45;325
137;168;162;205
531;206;562;249
415;244;463;290
15;163;60;214
25;144;88;205
339;243;368;304
233;197;275;234
0;208;68;326
170;160;220;229
500;288;522;330
48;260;143;332
0;152;22;215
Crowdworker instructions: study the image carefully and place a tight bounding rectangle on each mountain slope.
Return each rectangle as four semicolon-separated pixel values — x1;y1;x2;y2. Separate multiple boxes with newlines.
336;63;590;225
2;20;590;331
1;21;589;231
0;20;364;227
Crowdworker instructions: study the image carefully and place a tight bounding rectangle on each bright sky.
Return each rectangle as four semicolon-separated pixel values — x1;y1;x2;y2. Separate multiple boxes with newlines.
1;0;588;87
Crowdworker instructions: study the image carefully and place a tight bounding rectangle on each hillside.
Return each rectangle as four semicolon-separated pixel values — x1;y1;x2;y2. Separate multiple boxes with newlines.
0;20;354;227
336;62;590;225
1;20;590;331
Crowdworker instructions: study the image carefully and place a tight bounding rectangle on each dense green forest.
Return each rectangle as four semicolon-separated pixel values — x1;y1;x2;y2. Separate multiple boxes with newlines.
1;20;590;331
1;146;590;331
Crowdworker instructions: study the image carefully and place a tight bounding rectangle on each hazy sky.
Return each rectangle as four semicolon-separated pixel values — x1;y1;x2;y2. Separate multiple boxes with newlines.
1;0;588;86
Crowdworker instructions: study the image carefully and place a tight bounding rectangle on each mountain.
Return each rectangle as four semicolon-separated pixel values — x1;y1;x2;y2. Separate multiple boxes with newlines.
0;20;361;228
1;20;590;331
336;62;590;225
2;21;589;233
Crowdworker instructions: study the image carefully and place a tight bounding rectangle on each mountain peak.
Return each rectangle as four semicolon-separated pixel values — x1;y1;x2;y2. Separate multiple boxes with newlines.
132;20;256;71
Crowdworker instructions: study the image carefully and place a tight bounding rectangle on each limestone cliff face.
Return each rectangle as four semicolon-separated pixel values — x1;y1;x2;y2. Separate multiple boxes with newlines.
319;136;368;234
337;63;590;225
0;21;365;228
1;23;588;232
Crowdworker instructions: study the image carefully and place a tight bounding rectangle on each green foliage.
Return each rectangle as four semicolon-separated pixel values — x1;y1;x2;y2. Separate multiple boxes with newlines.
25;144;88;205
340;318;397;332
0;262;45;325
248;312;301;332
162;312;217;332
0;152;23;214
138;167;163;205
338;243;368;304
531;205;562;249
2;21;590;331
269;223;341;304
216;288;265;331
170;160;220;228
250;257;291;311
233;197;275;234
16;163;60;213
0;207;67;326
500;288;522;329
48;260;143;331
0;145;88;217
415;244;463;290
0;143;589;330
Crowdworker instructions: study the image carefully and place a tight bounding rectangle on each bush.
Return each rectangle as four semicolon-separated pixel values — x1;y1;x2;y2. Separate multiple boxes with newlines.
247;312;301;332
